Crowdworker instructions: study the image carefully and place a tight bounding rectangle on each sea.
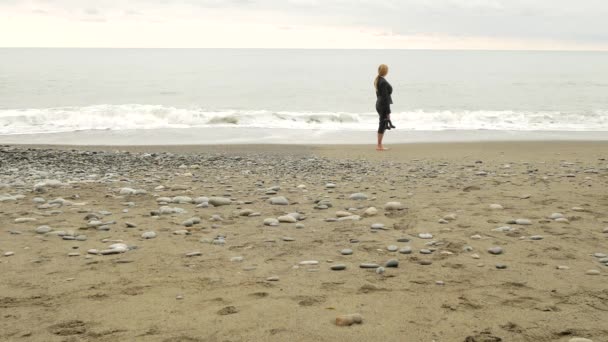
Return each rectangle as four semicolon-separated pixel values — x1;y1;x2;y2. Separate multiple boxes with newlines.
1;48;607;144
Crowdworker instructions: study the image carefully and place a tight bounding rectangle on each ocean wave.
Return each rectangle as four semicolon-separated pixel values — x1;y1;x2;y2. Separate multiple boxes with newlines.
0;104;607;134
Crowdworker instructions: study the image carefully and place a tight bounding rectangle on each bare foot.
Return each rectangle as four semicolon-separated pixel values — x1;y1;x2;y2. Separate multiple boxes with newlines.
376;146;389;151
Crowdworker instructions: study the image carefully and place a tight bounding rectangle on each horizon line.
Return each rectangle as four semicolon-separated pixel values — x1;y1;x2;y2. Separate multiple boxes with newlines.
2;47;608;53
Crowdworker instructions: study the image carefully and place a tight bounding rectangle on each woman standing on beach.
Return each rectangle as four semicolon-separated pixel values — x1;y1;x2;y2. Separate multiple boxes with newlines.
374;64;394;151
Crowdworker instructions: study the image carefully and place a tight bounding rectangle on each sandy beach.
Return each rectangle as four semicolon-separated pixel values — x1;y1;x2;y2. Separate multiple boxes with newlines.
1;141;607;342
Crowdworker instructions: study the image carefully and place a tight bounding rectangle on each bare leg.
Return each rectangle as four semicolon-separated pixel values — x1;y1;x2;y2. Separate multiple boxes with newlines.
376;133;388;151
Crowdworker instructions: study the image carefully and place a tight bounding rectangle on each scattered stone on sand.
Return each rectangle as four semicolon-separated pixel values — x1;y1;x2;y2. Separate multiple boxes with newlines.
399;247;412;254
299;260;319;266
340;249;353;255
263;218;279;226
331;264;347;271
488;247;504;255
4;252;15;257
278;215;297;223
586;270;600;275
35;225;52;234
141;231;157;239
266;276;279;281
489;204;504;210
385;259;399;268
418;233;433;239
269;196;289;205
387;245;398;252
515;219;532;225
217;306;239;315
568;338;593;342
349;193;368;200
384;202;404;211
496;264;508;269
186;251;202;257
363;207;378;217
209;197;231;206
360;263;381;269
335;313;363;327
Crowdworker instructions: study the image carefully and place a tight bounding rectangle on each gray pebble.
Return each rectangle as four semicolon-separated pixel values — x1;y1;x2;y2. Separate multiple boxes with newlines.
488;247;504;255
340;249;353;256
331;264;347;271
385;259;399;268
399;247;412;254
142;231;157;239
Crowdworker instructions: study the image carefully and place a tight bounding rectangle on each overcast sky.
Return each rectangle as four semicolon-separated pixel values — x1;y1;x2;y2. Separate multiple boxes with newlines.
2;0;608;50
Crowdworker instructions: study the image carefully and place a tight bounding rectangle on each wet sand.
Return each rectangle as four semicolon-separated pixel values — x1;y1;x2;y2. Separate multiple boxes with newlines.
1;142;607;342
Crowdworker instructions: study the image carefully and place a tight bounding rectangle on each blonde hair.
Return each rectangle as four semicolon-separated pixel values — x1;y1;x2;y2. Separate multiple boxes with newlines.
374;64;389;91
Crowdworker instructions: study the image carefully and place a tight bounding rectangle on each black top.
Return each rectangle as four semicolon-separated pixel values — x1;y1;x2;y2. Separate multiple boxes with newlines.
376;77;393;111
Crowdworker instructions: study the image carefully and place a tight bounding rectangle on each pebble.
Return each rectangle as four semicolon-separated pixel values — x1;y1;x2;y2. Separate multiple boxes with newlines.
418;260;432;265
282;237;295;242
436;281;445;285
556;265;570;270
230;256;244;262
568;338;593;342
4;252;15;257
349;193;368;200
209;197;231;206
269;196;289;205
295;223;305;229
471;234;482;240
370;223;386;230
68;253;80;257
335;313;363;327
325;183;336;188
263;218;279;226
266;276;280;281
359;263;380;269
488;247;504;255
330;264;347;271
586;270;600;275
376;267;385;274
549;213;564;219
420;249;432;254
418;233;433;239
141;231;157;239
35;225;52;234
278;215;297;223
385;259;399;268
384;202;404;211
515;219;532;225
489;204;504;210
496;264;508;269
387;245;398;252
399;247;412;254
530;235;544;240
186;251;202;257
15;217;37;223
340;249;353;255
299;260;319;266
363;207;378;216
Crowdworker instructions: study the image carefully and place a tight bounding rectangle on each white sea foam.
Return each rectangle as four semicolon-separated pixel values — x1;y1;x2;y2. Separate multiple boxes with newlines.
0;104;607;135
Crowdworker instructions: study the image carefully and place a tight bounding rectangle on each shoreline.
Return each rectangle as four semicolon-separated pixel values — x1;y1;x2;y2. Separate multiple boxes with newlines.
1;128;607;146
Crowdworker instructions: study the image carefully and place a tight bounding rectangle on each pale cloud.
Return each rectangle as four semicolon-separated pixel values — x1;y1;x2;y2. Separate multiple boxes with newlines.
1;0;608;49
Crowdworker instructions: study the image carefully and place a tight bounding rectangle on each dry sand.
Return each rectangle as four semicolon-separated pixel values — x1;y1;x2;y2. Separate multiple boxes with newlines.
1;142;607;342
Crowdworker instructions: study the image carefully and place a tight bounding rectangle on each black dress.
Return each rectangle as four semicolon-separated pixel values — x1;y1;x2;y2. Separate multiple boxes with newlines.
375;77;393;133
